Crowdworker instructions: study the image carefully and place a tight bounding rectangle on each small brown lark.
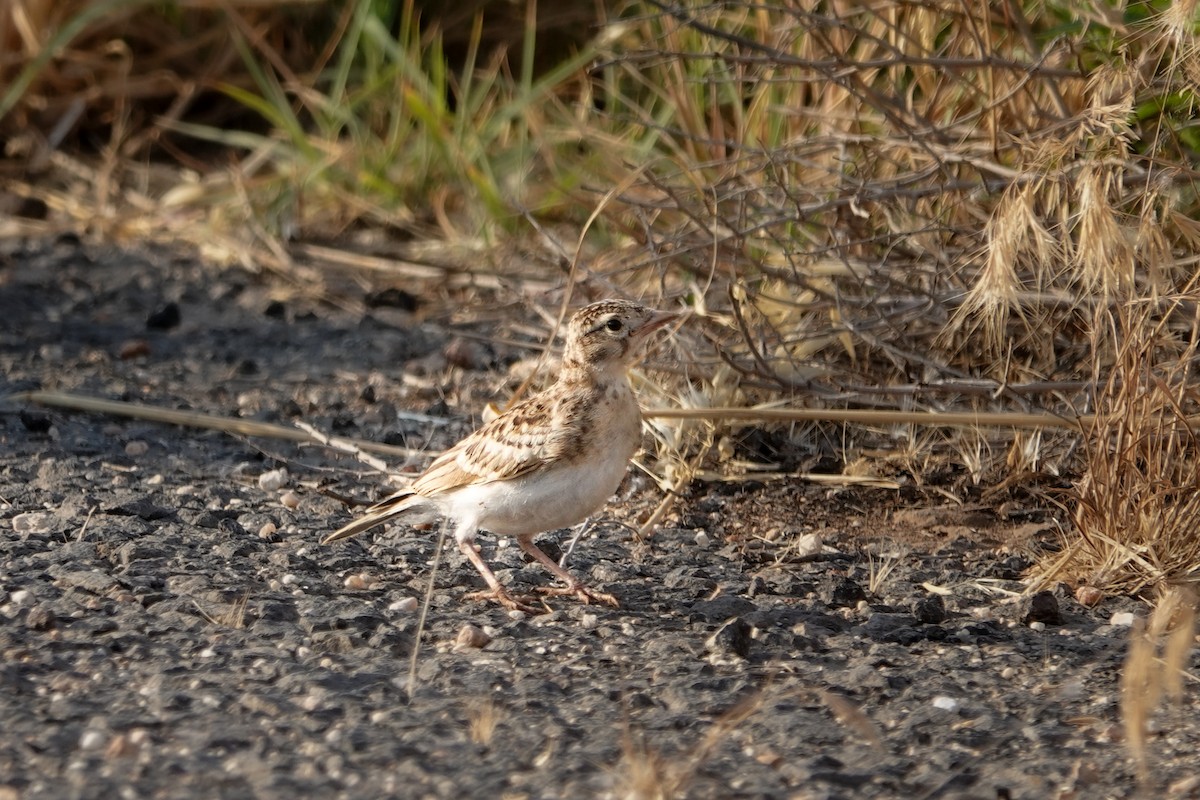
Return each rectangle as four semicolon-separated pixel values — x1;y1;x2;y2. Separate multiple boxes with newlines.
323;300;677;613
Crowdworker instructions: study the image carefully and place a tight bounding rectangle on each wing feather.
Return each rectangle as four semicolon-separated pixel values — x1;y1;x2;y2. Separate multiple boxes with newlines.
411;391;586;496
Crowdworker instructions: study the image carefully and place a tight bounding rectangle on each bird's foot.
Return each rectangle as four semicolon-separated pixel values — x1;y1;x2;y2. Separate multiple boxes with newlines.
537;583;620;609
465;587;544;615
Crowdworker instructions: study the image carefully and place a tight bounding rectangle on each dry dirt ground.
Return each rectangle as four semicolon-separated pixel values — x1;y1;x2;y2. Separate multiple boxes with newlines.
2;238;1199;799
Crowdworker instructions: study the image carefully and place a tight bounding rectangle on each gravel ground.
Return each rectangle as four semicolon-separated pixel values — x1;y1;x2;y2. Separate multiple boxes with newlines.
2;238;1199;799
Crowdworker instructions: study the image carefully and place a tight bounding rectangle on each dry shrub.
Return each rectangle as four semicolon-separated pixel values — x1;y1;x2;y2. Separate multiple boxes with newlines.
1038;300;1200;595
593;1;1200;482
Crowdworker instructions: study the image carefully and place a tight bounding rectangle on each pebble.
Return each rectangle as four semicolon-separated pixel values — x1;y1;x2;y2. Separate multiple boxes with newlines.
705;617;753;661
931;696;960;711
258;522;278;539
11;511;53;534
388;598;418;613
1021;591;1061;625
693;531;711;548
1109;611;1136;627
507;610;526;622
281;574;300;586
343;574;370;590
1075;585;1103;607
455;624;491;650
790;532;823;559
280;490;301;510
9;590;32;607
258;468;289;492
124;440;149;457
1028;621;1045;632
79;730;106;751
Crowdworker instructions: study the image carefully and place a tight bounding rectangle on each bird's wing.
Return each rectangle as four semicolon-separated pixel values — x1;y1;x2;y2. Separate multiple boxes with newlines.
412;391;585;496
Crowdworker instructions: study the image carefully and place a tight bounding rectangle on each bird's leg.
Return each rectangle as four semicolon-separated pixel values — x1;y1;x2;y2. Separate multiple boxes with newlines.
518;536;619;608
557;518;595;568
457;540;541;614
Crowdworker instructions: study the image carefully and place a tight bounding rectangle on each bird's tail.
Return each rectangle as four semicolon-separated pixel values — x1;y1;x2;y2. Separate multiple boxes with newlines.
321;490;429;544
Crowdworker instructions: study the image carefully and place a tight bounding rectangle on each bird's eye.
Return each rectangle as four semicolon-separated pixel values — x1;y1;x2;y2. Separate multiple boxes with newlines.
605;318;623;332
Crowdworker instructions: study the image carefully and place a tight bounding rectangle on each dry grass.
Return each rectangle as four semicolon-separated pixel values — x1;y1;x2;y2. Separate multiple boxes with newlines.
1121;587;1198;781
1034;300;1200;596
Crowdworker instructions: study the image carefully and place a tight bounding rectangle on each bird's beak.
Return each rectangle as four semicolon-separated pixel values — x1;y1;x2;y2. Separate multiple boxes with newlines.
633;309;678;338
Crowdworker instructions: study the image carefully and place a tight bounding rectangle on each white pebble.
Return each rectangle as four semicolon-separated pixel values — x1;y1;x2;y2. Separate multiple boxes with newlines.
281;574;300;586
198;647;217;659
388;598;418;613
258;468;289;491
124;440;149;457
9;589;32;606
11;511;52;533
693;531;711;548
145;474;164;485
1110;611;1136;627
280;490;301;510
579;613;598;630
1000;666;1016;679
791;532;823;558
79;730;106;751
507;609;526;622
932;696;960;711
1028;621;1045;632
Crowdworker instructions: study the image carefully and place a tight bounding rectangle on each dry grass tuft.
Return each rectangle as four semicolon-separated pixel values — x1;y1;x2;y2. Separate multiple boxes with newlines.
1036;300;1200;597
466;697;502;746
613;693;762;800
1121;587;1197;780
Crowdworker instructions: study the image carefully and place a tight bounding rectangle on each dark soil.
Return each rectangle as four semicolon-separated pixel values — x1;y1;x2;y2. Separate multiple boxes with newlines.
1;238;1197;799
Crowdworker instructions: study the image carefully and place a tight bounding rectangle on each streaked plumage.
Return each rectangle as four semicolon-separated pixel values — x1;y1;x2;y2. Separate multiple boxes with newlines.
323;300;676;613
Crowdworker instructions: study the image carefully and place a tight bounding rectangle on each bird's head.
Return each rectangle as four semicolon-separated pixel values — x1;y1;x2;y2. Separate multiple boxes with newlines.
562;300;677;373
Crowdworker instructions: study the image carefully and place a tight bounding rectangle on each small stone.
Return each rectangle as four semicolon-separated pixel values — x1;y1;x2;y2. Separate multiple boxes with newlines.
931;696;960;711
79;730;106;751
19;410;52;433
118;339;152;359
343;574;370;590
579;613;598;630
258;521;278;539
25;605;55;630
11;512;52;534
1075;585;1103;607
281;574;300;586
9;590;32;607
1021;591;1061;625
790;532;823;559
1028;621;1046;632
388;597;418;613
258;468;288;492
1001;666;1016;679
124;440;149;457
145;474;164;485
280;490;301;510
705;617;753;661
146;301;181;330
507;609;526;622
830;578;867;607
693;531;711;548
912;595;947;625
455;623;491;650
1110;611;1136;627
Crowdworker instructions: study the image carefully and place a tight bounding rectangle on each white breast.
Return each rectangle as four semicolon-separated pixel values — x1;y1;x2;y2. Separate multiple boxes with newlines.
443;381;643;540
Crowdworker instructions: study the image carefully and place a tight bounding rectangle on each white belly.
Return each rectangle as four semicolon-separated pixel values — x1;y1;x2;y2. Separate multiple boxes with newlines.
447;446;634;539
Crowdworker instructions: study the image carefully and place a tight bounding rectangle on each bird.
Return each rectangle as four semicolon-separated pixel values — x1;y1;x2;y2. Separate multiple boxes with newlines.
322;299;677;613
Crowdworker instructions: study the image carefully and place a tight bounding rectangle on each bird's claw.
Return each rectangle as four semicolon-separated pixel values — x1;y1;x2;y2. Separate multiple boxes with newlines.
536;583;620;609
465;588;545;615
